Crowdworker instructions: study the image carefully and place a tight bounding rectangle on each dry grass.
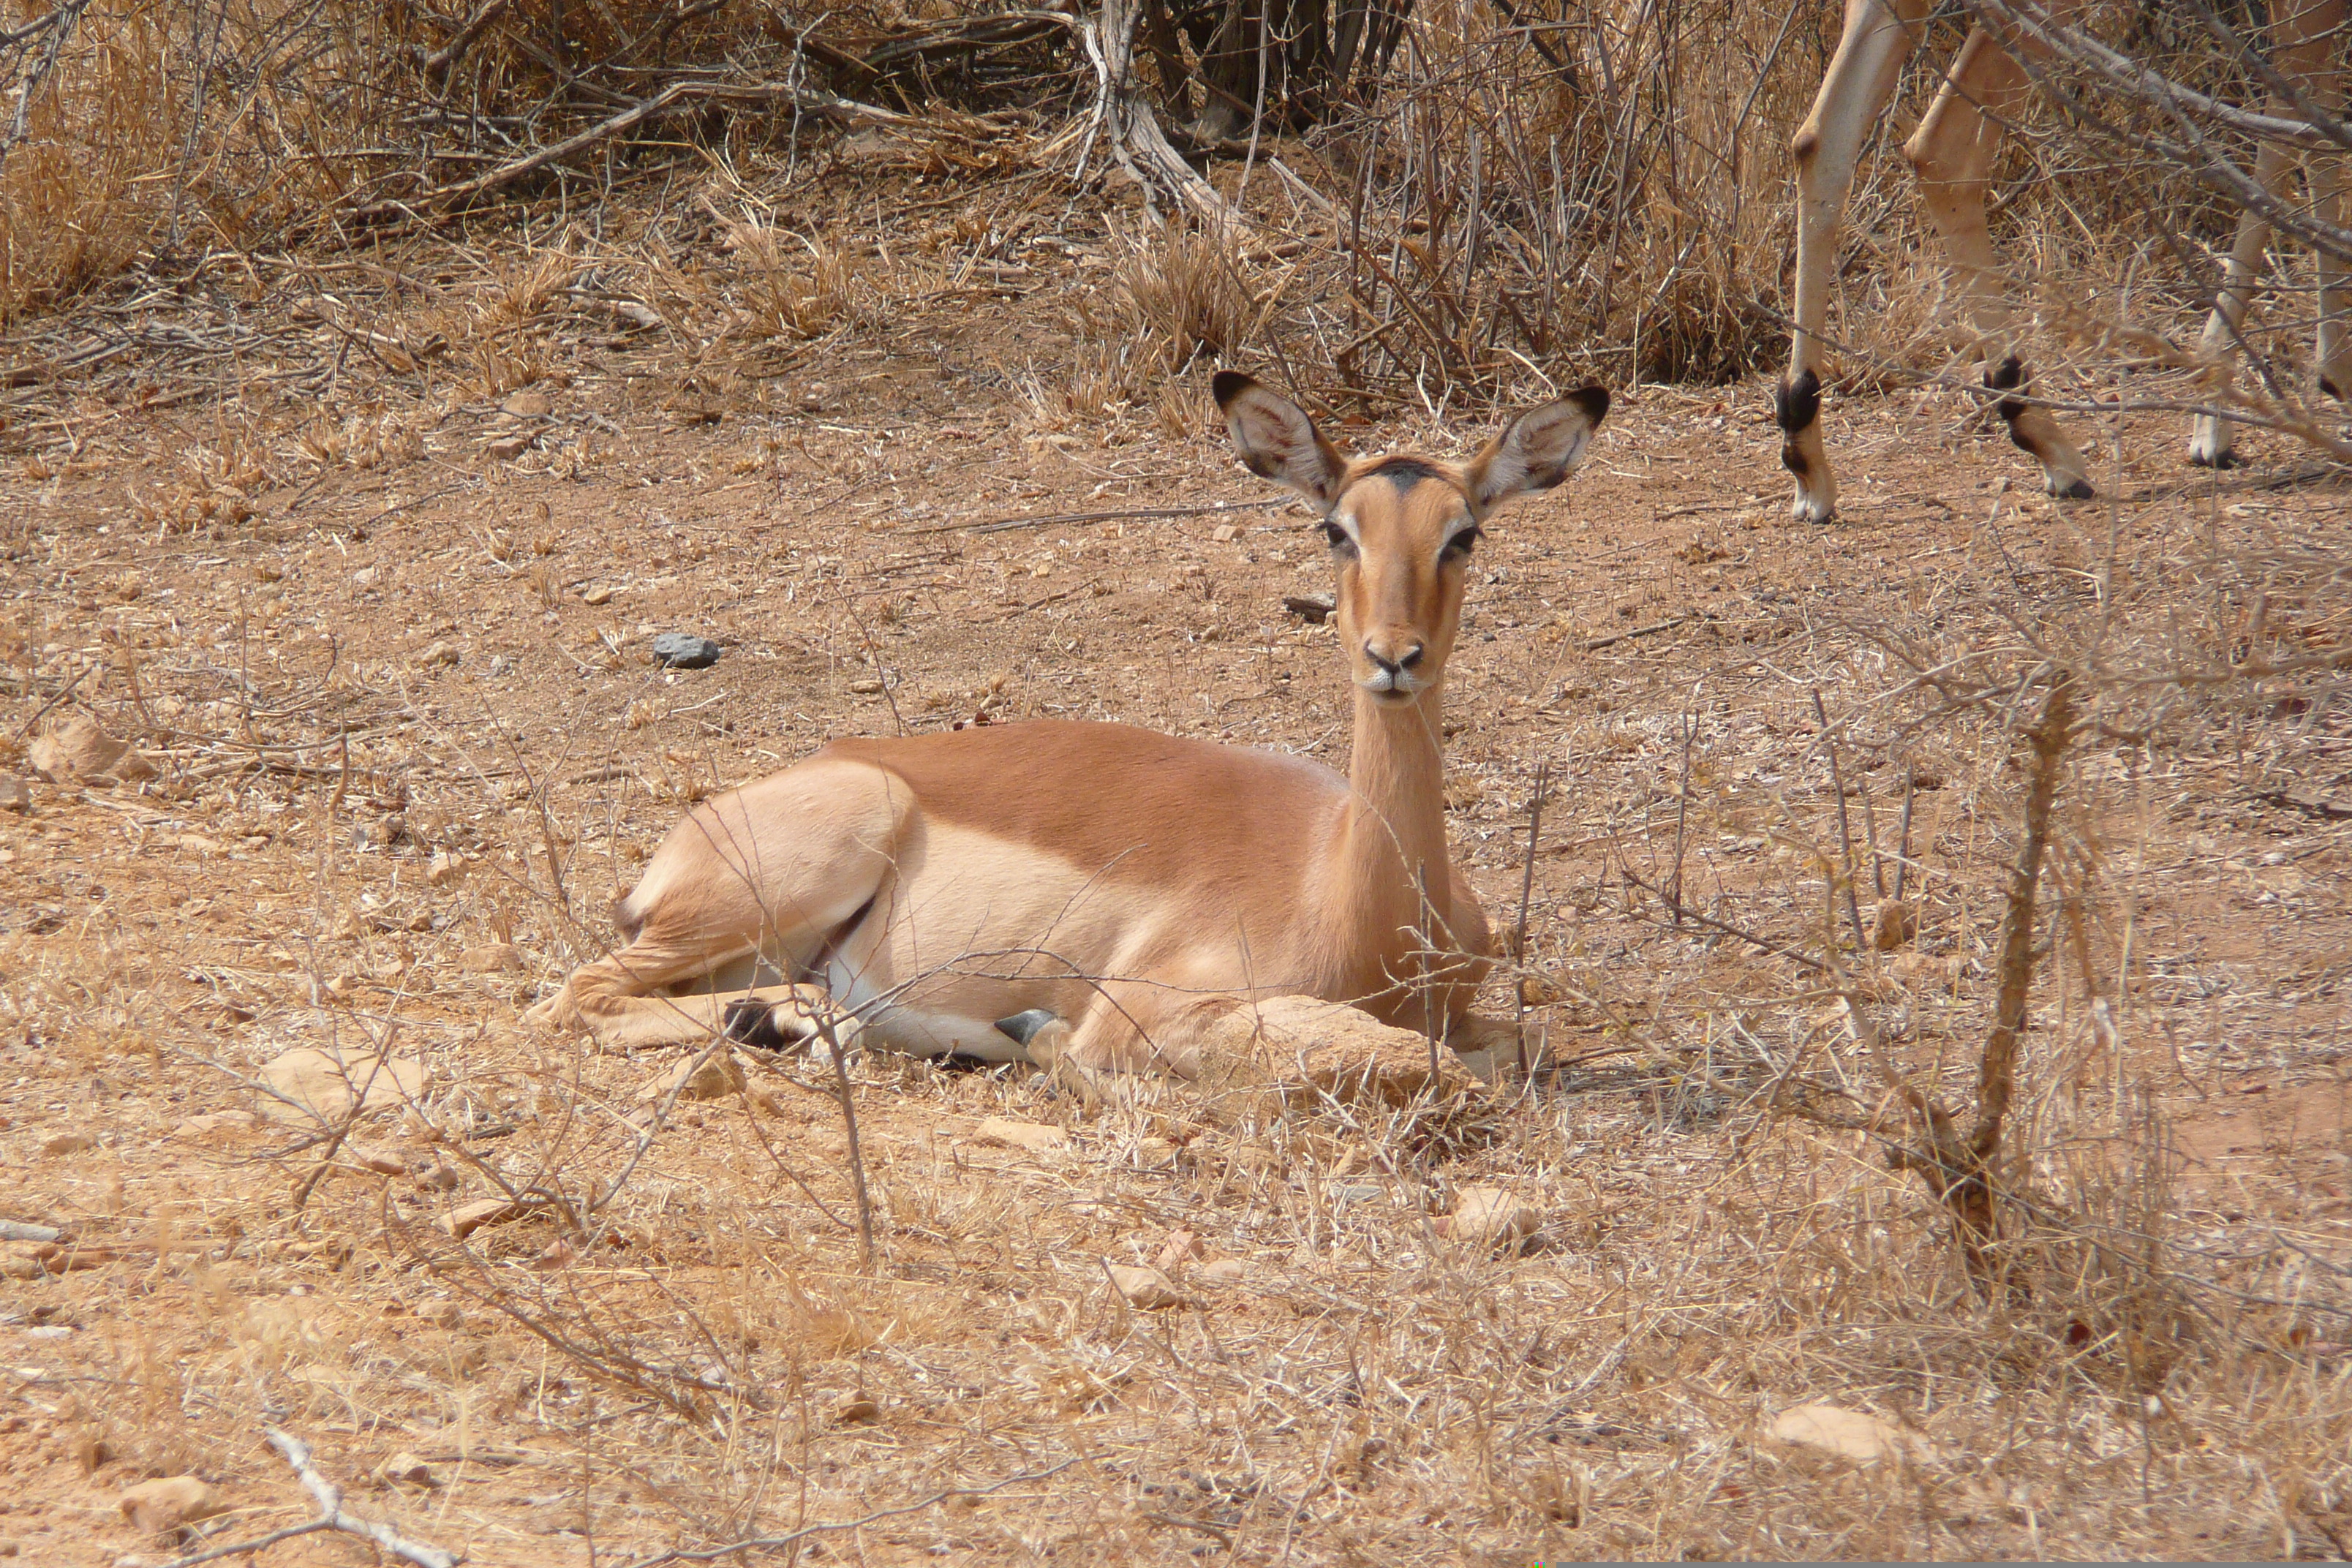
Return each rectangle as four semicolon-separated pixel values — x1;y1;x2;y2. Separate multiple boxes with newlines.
1;17;2350;1561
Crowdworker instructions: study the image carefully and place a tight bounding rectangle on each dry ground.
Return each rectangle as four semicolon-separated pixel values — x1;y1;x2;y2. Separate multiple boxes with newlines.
3;146;2351;1564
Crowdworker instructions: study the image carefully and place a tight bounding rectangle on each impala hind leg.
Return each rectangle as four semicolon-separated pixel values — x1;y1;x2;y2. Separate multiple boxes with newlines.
526;759;908;1050
1782;0;1926;523
2188;140;2296;469
1906;26;2094;500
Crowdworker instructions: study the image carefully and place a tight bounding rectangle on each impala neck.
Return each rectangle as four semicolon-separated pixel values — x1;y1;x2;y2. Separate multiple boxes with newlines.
1335;684;1452;941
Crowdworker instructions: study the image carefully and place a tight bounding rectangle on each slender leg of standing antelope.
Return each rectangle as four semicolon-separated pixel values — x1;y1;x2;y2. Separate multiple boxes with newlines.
1905;25;2095;499
1780;0;1926;523
2188;1;2348;466
2187;139;2295;467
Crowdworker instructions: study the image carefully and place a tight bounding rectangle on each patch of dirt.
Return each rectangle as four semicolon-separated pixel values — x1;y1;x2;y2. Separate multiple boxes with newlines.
1;157;2349;1563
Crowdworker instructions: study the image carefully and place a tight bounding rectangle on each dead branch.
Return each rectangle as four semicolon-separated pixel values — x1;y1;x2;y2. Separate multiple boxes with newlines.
424;0;512;86
384;78;919;216
263;1427;459;1568
1885;669;2076;1283
1078;0;1231;222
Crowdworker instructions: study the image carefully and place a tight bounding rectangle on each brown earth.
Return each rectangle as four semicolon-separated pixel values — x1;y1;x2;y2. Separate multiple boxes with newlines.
1;151;2350;1564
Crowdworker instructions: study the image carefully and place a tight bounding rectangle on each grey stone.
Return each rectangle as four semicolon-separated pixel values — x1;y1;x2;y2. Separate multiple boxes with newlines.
651;633;722;669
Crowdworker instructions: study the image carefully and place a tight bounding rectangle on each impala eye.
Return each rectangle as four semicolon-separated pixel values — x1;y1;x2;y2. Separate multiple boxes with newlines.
1320;521;1357;554
1441;526;1482;561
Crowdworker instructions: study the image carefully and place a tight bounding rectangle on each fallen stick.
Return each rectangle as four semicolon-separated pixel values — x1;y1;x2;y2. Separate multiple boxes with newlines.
910;499;1270;536
426;79;916;210
1580;614;1691;652
264;1428;459;1568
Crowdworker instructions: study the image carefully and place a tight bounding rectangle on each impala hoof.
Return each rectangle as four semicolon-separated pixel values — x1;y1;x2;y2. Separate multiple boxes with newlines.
724;998;794;1049
2053;477;2095;500
992;1009;1059;1046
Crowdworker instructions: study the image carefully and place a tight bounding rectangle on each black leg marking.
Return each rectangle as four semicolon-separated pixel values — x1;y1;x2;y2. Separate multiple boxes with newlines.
723;998;792;1049
2187;446;2242;471
2324;374;2345;402
1775;369;1822;480
1985;355;2029;434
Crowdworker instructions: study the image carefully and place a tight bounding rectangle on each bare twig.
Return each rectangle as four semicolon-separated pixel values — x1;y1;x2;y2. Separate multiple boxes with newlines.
263;1427;459;1568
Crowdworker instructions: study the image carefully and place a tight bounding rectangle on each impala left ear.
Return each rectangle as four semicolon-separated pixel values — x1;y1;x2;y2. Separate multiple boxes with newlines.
1463;385;1610;513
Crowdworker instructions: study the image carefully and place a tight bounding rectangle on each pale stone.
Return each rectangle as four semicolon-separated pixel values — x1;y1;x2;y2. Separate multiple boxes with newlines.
0;777;29;813
1767;1403;1937;1466
1446;1185;1541;1251
172;1110;260;1140
347;1143;407;1176
1185;995;1480;1117
501;390;554;419
1154;1229;1203;1271
29;716;154;785
39;1131;97;1158
832;1395;881;1425
425;850;464;885
460;943;520;973
1107;1262;1185;1309
973;1115;1068;1152
438;1199;523;1240
1196;1258;1248;1286
117;1477;222;1534
260;1048;429;1123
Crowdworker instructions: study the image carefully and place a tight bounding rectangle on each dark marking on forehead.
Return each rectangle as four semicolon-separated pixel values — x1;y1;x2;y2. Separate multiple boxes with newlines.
1357;456;1452;494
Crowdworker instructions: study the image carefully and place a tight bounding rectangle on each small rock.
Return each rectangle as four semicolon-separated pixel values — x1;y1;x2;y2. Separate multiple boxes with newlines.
460;942;521;973
650;633;722;669
425;851;464;886
0;777;30;813
415;640;461;669
414;1298;466;1328
485;433;535;461
259;1048;429;1123
848;677;884;695
172;1110;260;1140
1196;1258;1248;1286
1282;595;1335;624
415;1161;462;1192
1107;1262;1185;1310
39;1131;97;1158
1154;1229;1203;1272
375;1450;441;1488
832;1395;881;1426
1444;1185;1540;1252
439;1199;524;1240
1767;1403;1936;1466
1211;523;1239;543
117;1477;222;1534
0;1534;20;1556
352;567;380;589
347;1143;408;1176
636;1051;746;1103
973;1115;1068;1153
28;715;155;785
1871;899;1918;951
23;1324;72;1340
581;584;614;606
501;389;554;419
1131;1136;1179;1169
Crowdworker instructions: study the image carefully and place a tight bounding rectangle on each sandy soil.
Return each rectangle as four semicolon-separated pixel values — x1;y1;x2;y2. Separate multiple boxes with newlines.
2;157;2351;1564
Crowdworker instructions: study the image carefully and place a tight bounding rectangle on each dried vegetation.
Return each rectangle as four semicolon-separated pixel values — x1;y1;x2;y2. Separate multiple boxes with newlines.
1;0;2351;1563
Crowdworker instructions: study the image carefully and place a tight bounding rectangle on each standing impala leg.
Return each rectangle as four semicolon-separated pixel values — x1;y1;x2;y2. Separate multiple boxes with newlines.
2189;1;2346;466
1906;24;2096;500
1781;0;1926;523
2187;139;2295;468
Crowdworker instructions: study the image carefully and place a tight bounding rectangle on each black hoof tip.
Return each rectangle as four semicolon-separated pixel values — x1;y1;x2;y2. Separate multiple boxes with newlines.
2187;449;2240;471
723;998;787;1048
2059;479;2095;501
2323;374;2343;401
993;1008;1058;1046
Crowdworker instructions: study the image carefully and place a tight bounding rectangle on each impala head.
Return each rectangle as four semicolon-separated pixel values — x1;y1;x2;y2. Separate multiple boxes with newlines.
1213;372;1609;706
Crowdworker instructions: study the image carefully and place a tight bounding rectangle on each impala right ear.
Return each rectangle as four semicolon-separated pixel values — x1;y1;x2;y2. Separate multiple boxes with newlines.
1213;372;1349;513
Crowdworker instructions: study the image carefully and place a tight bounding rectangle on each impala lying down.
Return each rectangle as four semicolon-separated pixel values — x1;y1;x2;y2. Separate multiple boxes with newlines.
527;372;1608;1075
